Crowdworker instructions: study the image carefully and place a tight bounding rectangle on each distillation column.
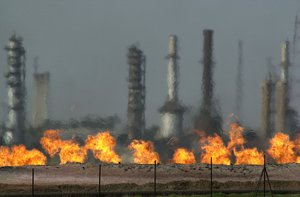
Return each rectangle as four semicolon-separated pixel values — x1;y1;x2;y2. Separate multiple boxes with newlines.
127;45;146;140
3;34;26;145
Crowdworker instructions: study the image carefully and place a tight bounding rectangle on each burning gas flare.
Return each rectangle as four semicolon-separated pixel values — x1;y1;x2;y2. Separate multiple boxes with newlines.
59;140;87;165
40;129;62;157
199;123;264;165
128;140;160;164
0;145;46;166
173;148;196;164
85;132;121;163
294;134;300;153
267;132;300;163
40;129;87;164
228;123;263;165
41;130;121;164
227;123;245;150
233;148;263;165
2;121;300;167
200;134;231;165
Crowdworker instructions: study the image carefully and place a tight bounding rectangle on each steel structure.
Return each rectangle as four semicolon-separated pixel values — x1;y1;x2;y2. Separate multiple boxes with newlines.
3;34;26;145
127;44;146;140
159;35;184;139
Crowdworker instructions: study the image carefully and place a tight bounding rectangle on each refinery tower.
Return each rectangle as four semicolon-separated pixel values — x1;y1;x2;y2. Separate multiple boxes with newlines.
261;41;292;139
32;58;50;128
195;30;222;136
127;44;146;140
275;41;290;133
3;34;26;145
159;35;184;139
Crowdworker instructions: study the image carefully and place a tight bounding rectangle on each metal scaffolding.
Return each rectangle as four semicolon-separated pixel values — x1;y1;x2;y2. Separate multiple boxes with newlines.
127;44;146;140
3;34;26;145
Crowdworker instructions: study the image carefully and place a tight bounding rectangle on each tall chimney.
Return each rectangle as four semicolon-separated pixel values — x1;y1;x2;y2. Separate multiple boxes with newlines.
195;29;222;136
280;41;289;83
32;71;50;128
275;41;289;133
201;30;214;114
3;34;26;145
261;74;274;140
167;35;178;102
127;44;146;140
159;35;184;139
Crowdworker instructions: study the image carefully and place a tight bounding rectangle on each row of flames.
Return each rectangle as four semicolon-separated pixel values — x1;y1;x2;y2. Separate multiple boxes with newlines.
0;123;300;166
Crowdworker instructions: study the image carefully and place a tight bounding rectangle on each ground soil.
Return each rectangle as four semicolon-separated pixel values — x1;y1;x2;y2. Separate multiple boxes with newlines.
0;163;300;195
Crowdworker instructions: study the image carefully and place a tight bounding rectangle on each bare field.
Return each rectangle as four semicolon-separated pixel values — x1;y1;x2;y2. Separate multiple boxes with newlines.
0;163;300;195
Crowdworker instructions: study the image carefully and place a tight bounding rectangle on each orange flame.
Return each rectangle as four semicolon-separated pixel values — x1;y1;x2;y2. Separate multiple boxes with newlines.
40;129;62;157
59;140;87;164
5;120;300;166
227;123;264;165
200;134;231;165
85;132;121;163
234;148;263;165
173;148;196;164
295;135;300;162
294;134;300;154
40;129;87;164
199;123;264;165
227;123;245;150
0;146;11;166
0;145;46;166
128;140;160;164
267;132;297;164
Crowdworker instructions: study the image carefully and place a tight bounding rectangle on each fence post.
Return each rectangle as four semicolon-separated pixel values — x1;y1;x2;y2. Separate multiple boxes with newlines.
263;154;266;197
32;168;34;197
154;160;157;196
210;157;212;197
99;164;102;197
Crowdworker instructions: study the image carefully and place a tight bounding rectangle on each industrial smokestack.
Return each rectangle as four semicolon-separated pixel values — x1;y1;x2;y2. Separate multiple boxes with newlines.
261;74;274;140
195;29;222;136
275;81;287;133
3;34;26;145
280;41;289;83
127;44;146;140
167;35;178;102
202;30;214;114
159;35;184;139
32;63;50;128
275;41;290;133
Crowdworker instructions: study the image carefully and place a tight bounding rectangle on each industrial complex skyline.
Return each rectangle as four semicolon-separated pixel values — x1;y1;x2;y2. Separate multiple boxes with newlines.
0;0;299;134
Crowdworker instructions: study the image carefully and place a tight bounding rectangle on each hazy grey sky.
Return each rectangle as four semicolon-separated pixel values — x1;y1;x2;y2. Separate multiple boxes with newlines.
0;0;299;131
